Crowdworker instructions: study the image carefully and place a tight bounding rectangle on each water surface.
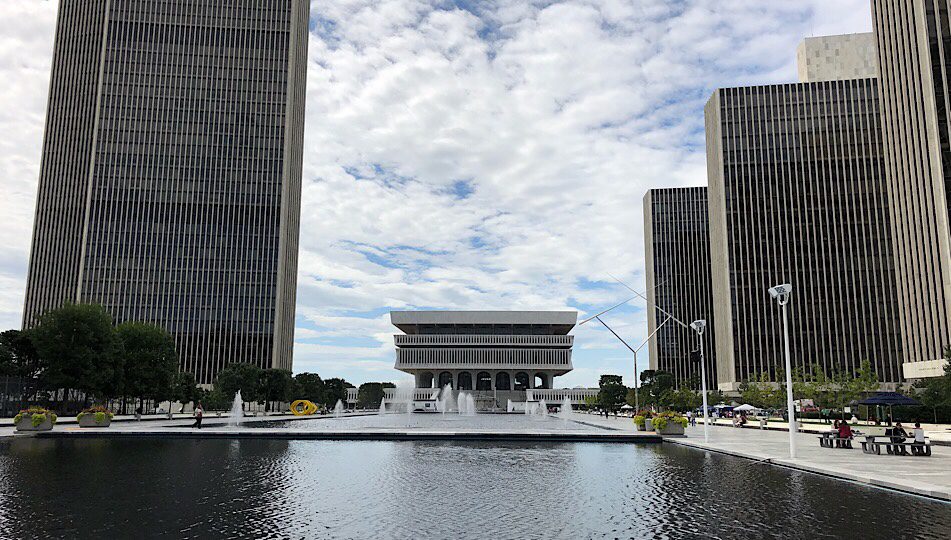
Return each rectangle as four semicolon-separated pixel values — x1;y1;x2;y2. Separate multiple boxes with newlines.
1;438;948;539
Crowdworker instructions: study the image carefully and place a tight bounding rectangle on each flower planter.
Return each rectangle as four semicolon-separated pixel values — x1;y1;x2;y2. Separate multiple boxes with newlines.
644;418;654;431
655;423;685;436
78;415;111;428
15;417;53;432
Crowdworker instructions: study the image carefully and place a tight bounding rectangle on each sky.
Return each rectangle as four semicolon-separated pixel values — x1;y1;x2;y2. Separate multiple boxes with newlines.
0;0;873;388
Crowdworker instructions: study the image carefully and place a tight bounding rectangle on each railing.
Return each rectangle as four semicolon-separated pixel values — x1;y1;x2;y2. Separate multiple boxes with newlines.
394;334;573;347
380;388;599;405
395;348;572;368
528;388;599;403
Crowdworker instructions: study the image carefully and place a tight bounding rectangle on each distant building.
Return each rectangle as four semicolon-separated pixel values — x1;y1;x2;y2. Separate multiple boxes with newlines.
797;33;878;82
390;311;595;408
704;78;904;390
22;0;310;383
643;187;716;388
871;0;951;379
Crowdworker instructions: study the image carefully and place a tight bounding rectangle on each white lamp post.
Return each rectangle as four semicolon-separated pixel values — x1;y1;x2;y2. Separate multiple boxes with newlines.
690;319;709;443
768;283;796;459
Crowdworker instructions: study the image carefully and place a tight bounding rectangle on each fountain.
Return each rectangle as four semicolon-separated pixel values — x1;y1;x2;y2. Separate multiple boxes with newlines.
559;396;573;420
228;390;244;427
456;392;477;416
507;399;513;413
538;399;548;417
439;384;454;414
334;399;344;418
379;397;387;414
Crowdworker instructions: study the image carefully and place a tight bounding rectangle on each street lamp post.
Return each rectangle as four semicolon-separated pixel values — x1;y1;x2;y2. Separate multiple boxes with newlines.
690;320;709;443
769;283;796;459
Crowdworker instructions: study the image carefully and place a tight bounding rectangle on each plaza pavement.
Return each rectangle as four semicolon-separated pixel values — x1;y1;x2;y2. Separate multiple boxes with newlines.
574;413;951;501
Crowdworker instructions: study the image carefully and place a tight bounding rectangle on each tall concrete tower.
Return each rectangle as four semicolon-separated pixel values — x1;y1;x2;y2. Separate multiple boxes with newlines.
23;0;310;383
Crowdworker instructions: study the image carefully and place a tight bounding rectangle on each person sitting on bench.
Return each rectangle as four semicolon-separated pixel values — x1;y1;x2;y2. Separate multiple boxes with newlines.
837;420;854;448
912;422;926;456
891;422;909;455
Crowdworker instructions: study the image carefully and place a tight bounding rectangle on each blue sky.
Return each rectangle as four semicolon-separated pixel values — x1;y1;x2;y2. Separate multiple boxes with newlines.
0;1;873;387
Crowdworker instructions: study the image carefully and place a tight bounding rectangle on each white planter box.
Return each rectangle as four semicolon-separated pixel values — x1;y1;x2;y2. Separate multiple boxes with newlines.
78;415;111;428
15;417;53;432
655;423;685;436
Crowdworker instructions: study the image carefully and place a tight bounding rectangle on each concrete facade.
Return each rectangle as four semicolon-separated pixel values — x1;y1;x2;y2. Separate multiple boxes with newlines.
391;311;577;396
796;33;878;82
643;188;716;388
871;0;951;378
22;0;310;383
705;79;904;390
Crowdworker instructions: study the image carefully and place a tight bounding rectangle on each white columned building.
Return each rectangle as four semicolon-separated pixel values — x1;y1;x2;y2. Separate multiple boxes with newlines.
390;311;594;409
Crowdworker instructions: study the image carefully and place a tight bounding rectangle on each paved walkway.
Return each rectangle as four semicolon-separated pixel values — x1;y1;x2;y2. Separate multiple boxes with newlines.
574;413;951;500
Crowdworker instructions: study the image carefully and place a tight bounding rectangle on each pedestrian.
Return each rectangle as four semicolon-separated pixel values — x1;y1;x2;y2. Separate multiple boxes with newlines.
192;402;204;429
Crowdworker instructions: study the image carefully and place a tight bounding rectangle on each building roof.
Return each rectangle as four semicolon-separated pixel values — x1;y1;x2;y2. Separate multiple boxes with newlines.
390;311;577;334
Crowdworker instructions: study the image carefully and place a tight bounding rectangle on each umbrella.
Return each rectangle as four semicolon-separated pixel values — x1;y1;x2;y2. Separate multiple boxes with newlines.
857;392;920;406
733;404;761;412
620;404;634;410
858;392;920;424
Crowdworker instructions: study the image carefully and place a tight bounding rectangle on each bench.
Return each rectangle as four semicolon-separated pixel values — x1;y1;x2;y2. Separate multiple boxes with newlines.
860;435;932;456
817;432;854;448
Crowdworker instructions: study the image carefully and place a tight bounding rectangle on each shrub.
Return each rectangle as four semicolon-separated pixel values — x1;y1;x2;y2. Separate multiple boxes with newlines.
633;415;646;428
652;411;687;430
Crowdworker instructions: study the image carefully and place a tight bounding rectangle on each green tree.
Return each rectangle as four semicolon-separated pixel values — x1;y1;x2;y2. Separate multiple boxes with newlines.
293;372;326;405
666;387;702;412
170;372;200;413
597;374;627;413
31;303;123;406
912;346;951;423
357;382;396;408
261;369;294;411
638;370;674;409
117;322;178;410
322;377;354;408
0;330;41;379
215;363;264;406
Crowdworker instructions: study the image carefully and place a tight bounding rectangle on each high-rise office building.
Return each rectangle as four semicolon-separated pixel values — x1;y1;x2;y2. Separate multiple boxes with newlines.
23;0;310;383
796;33;878;83
871;0;951;379
643;187;716;388
704;78;904;390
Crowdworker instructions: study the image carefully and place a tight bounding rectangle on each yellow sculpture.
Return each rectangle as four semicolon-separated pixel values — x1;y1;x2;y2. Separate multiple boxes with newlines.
290;400;318;416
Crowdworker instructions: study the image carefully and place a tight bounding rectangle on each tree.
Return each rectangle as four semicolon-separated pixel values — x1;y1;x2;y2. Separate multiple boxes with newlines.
170;372;200;413
293;372;325;405
31;303;123;406
117;322;178;410
638;370;674;409
322;377;354;408
261;369;294;411
597;374;627;413
0;330;40;380
215;363;264;406
666;387;702;412
912;346;951;423
357;382;395;408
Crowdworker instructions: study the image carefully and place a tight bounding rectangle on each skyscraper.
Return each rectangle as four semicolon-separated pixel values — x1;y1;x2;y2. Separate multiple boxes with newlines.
643;187;716;388
871;0;951;379
23;0;310;383
704;77;903;390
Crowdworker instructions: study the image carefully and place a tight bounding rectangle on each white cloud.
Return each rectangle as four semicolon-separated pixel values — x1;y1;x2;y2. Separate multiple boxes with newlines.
0;0;873;384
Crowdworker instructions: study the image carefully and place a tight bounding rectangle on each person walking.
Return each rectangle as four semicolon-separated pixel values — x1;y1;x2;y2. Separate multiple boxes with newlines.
192;402;204;429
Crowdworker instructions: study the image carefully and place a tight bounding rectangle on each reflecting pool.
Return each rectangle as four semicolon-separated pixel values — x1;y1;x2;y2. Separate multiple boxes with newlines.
1;438;949;539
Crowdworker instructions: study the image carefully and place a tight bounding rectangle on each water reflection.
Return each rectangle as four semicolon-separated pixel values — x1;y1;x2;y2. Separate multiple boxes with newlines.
0;439;948;539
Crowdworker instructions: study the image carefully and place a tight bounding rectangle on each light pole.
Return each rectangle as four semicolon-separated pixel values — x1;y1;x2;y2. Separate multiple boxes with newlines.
768;283;796;459
690;319;709;443
594;314;672;411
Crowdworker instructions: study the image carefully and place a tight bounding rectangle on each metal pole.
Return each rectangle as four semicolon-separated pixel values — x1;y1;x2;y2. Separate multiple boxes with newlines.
633;350;639;411
699;332;709;443
781;300;797;459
